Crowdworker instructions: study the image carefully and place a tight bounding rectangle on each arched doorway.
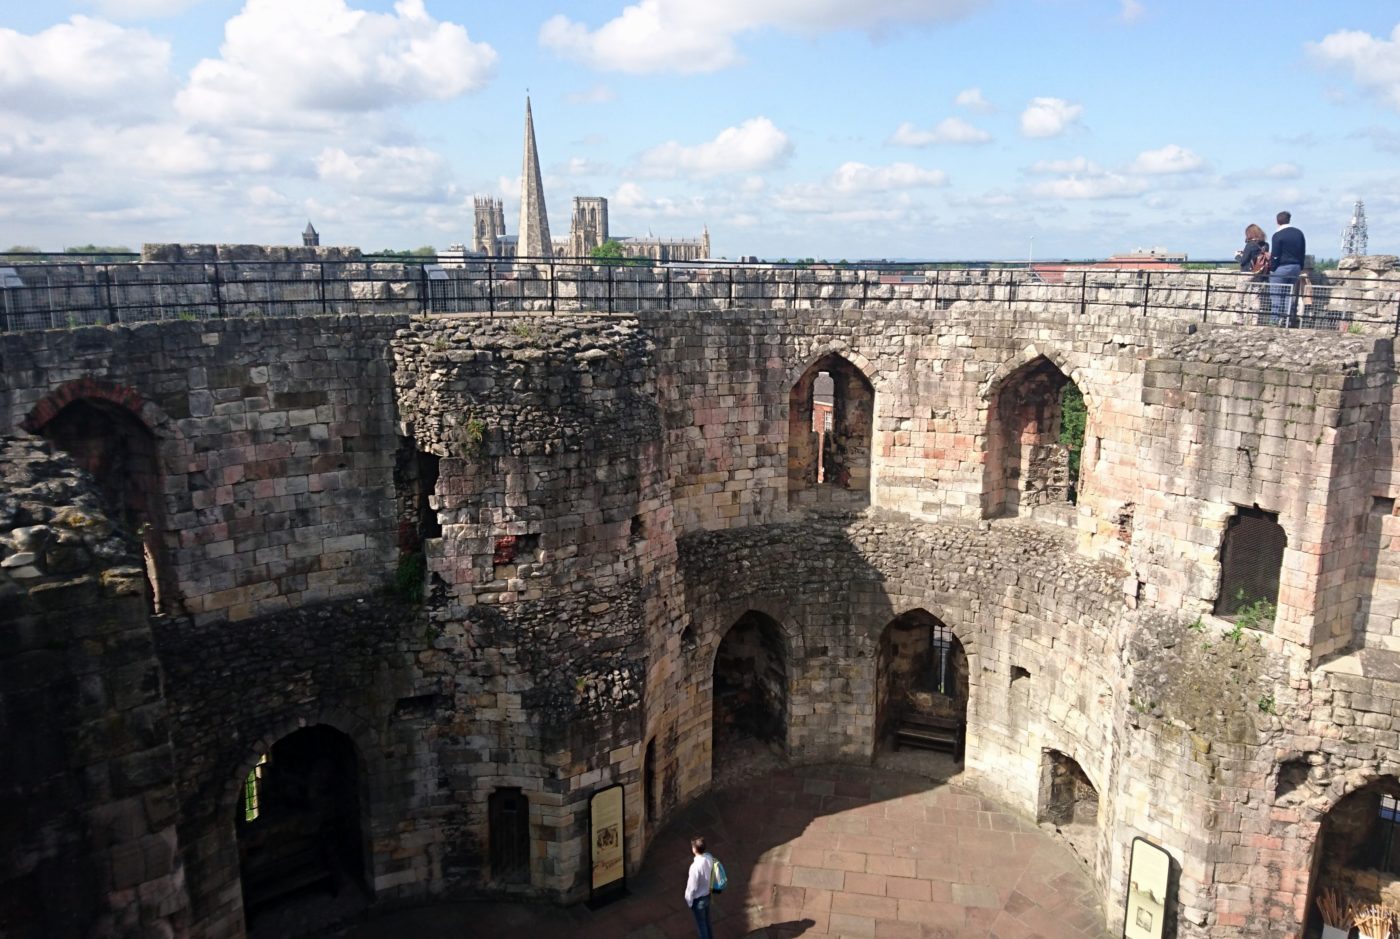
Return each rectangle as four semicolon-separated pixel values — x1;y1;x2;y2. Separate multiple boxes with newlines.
788;353;875;508
235;725;368;931
983;356;1088;521
1038;749;1099;868
1307;776;1400;936
875;610;968;759
36;397;172;612
712;611;789;778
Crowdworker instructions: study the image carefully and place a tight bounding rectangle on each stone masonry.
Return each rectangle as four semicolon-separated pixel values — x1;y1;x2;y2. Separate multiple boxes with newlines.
4;292;1400;939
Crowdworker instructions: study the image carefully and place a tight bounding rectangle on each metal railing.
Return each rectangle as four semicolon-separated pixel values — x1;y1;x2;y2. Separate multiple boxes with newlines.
0;256;1396;334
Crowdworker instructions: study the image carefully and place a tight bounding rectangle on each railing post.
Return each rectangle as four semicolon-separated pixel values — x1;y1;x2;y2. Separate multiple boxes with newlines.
727;266;734;310
607;263;614;315
419;264;429;316
933;268;940;308
319;261;328;316
211;265;225;319
1201;271;1211;321
1142;271;1151;317
664;264;671;309
102;265;117;325
549;258;556;315
1079;270;1087;317
487;262;495;317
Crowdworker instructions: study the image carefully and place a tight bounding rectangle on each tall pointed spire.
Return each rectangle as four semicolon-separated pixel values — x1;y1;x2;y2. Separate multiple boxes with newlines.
517;96;552;259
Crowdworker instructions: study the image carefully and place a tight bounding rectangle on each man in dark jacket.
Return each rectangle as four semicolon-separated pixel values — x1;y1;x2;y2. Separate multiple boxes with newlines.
1269;211;1306;326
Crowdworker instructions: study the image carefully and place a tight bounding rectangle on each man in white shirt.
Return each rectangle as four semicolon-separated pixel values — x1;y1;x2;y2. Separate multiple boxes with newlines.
684;835;714;939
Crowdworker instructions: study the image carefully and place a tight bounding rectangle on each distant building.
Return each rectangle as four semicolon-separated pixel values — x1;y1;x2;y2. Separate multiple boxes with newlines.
470;97;715;262
1031;248;1186;284
302;222;319;247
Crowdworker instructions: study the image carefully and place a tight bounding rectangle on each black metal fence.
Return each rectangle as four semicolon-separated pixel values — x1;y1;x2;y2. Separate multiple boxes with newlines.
1;256;1396;334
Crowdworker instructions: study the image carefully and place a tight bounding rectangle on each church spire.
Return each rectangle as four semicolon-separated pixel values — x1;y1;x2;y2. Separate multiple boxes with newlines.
517;95;552;259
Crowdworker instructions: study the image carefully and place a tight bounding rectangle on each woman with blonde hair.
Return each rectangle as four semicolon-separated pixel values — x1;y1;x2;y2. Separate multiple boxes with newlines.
1238;223;1269;280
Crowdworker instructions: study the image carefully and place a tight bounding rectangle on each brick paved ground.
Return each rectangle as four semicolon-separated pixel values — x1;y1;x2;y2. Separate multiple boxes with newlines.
333;763;1112;939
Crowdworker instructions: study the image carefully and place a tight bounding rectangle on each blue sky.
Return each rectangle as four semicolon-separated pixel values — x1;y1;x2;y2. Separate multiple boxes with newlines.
1;0;1397;260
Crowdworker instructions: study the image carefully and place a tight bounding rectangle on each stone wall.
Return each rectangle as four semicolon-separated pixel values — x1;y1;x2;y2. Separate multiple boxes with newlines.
1;437;190;938
7;297;1400;938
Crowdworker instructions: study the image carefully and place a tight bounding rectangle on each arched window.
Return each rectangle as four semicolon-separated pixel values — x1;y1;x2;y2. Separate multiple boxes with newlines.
788;354;874;508
983;356;1087;520
1214;505;1284;628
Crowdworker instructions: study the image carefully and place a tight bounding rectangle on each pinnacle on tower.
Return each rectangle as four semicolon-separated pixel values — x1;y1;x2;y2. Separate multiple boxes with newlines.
517;96;552;259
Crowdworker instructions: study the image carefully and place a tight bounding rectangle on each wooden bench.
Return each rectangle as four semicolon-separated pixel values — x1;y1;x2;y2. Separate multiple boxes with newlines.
895;715;964;760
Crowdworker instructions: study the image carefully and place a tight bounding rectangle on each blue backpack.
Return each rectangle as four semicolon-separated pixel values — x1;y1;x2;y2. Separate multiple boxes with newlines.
711;856;728;893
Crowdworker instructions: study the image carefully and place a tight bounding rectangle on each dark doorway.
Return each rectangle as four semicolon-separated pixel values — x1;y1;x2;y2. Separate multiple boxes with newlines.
1038;750;1099;868
876;610;968;758
1214;505;1285;628
712;611;789;778
489;788;531;884
235;726;367;929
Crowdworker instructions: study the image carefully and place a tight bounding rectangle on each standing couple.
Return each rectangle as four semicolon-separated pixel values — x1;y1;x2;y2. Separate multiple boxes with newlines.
1239;211;1306;326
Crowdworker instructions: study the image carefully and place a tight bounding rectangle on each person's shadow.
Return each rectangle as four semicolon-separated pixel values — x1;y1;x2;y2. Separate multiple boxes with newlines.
741;918;816;938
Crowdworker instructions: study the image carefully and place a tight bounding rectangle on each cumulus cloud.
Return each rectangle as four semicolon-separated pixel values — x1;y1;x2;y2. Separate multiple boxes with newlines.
638;117;792;178
829;161;948;193
540;0;986;74
1130;144;1205;174
315;144;453;200
1019;97;1083;138
1262;162;1302;179
0;16;173;120
1310;24;1400;110
954;87;994;112
176;0;497;128
1028;158;1146;200
1119;0;1145;22
890;117;991;146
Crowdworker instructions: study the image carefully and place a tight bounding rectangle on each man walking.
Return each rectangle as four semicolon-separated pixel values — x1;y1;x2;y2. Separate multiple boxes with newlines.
1269;211;1306;326
684;835;714;939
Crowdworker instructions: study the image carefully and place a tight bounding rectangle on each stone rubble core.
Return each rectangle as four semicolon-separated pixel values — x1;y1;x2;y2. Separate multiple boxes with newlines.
1;298;1398;939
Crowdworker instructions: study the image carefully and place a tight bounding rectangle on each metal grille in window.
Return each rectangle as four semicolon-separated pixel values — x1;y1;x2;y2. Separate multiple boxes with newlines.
931;623;953;696
1380;795;1400;874
1214;506;1286;619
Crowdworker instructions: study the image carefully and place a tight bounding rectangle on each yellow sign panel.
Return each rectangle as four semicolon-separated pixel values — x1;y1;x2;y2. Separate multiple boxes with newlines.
1125;837;1171;939
590;785;625;893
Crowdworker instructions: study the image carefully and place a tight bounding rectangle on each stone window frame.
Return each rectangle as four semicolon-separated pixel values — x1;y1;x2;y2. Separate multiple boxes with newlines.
1210;503;1287;627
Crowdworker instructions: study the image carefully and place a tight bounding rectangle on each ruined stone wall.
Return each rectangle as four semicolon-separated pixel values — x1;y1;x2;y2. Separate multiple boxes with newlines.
0;438;190;939
0;316;407;622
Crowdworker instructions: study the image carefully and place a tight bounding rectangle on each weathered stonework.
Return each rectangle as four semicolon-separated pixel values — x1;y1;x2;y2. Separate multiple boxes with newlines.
4;294;1400;939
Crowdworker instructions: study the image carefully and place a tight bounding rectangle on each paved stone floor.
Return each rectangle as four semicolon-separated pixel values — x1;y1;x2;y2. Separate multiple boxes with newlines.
331;762;1111;939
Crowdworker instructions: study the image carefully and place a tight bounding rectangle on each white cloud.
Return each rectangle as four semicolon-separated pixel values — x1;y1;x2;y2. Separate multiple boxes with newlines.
1026;156;1146;200
316;144;453;200
1119;0;1145;22
0;17;173;120
1019;97;1083;138
613;181;647;209
540;0;986;74
1310;24;1400;110
566;84;616;105
554;156;615;177
1261;162;1302;179
1028;156;1096;175
1130;144;1205;174
80;0;202;17
954;87;994;112
176;0;497;128
890;117;991;146
829;161;948;193
638;117;792;178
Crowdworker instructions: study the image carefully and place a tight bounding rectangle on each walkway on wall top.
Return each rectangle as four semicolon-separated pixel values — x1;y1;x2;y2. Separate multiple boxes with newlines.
1;255;1396;335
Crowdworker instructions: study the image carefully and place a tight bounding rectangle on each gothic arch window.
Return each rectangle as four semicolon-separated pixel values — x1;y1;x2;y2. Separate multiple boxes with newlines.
788;353;874;508
983;356;1088;520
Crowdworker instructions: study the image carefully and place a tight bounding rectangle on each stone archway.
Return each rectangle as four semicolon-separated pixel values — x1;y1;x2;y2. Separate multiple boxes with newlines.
982;354;1089;521
32;396;175;612
787;352;875;509
1306;776;1400;936
235;725;368;932
875;609;968;758
1038;749;1100;868
712;611;790;776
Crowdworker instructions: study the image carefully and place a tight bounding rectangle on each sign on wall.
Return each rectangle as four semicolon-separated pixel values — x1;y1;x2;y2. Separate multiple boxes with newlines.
1124;836;1172;939
588;783;627;907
